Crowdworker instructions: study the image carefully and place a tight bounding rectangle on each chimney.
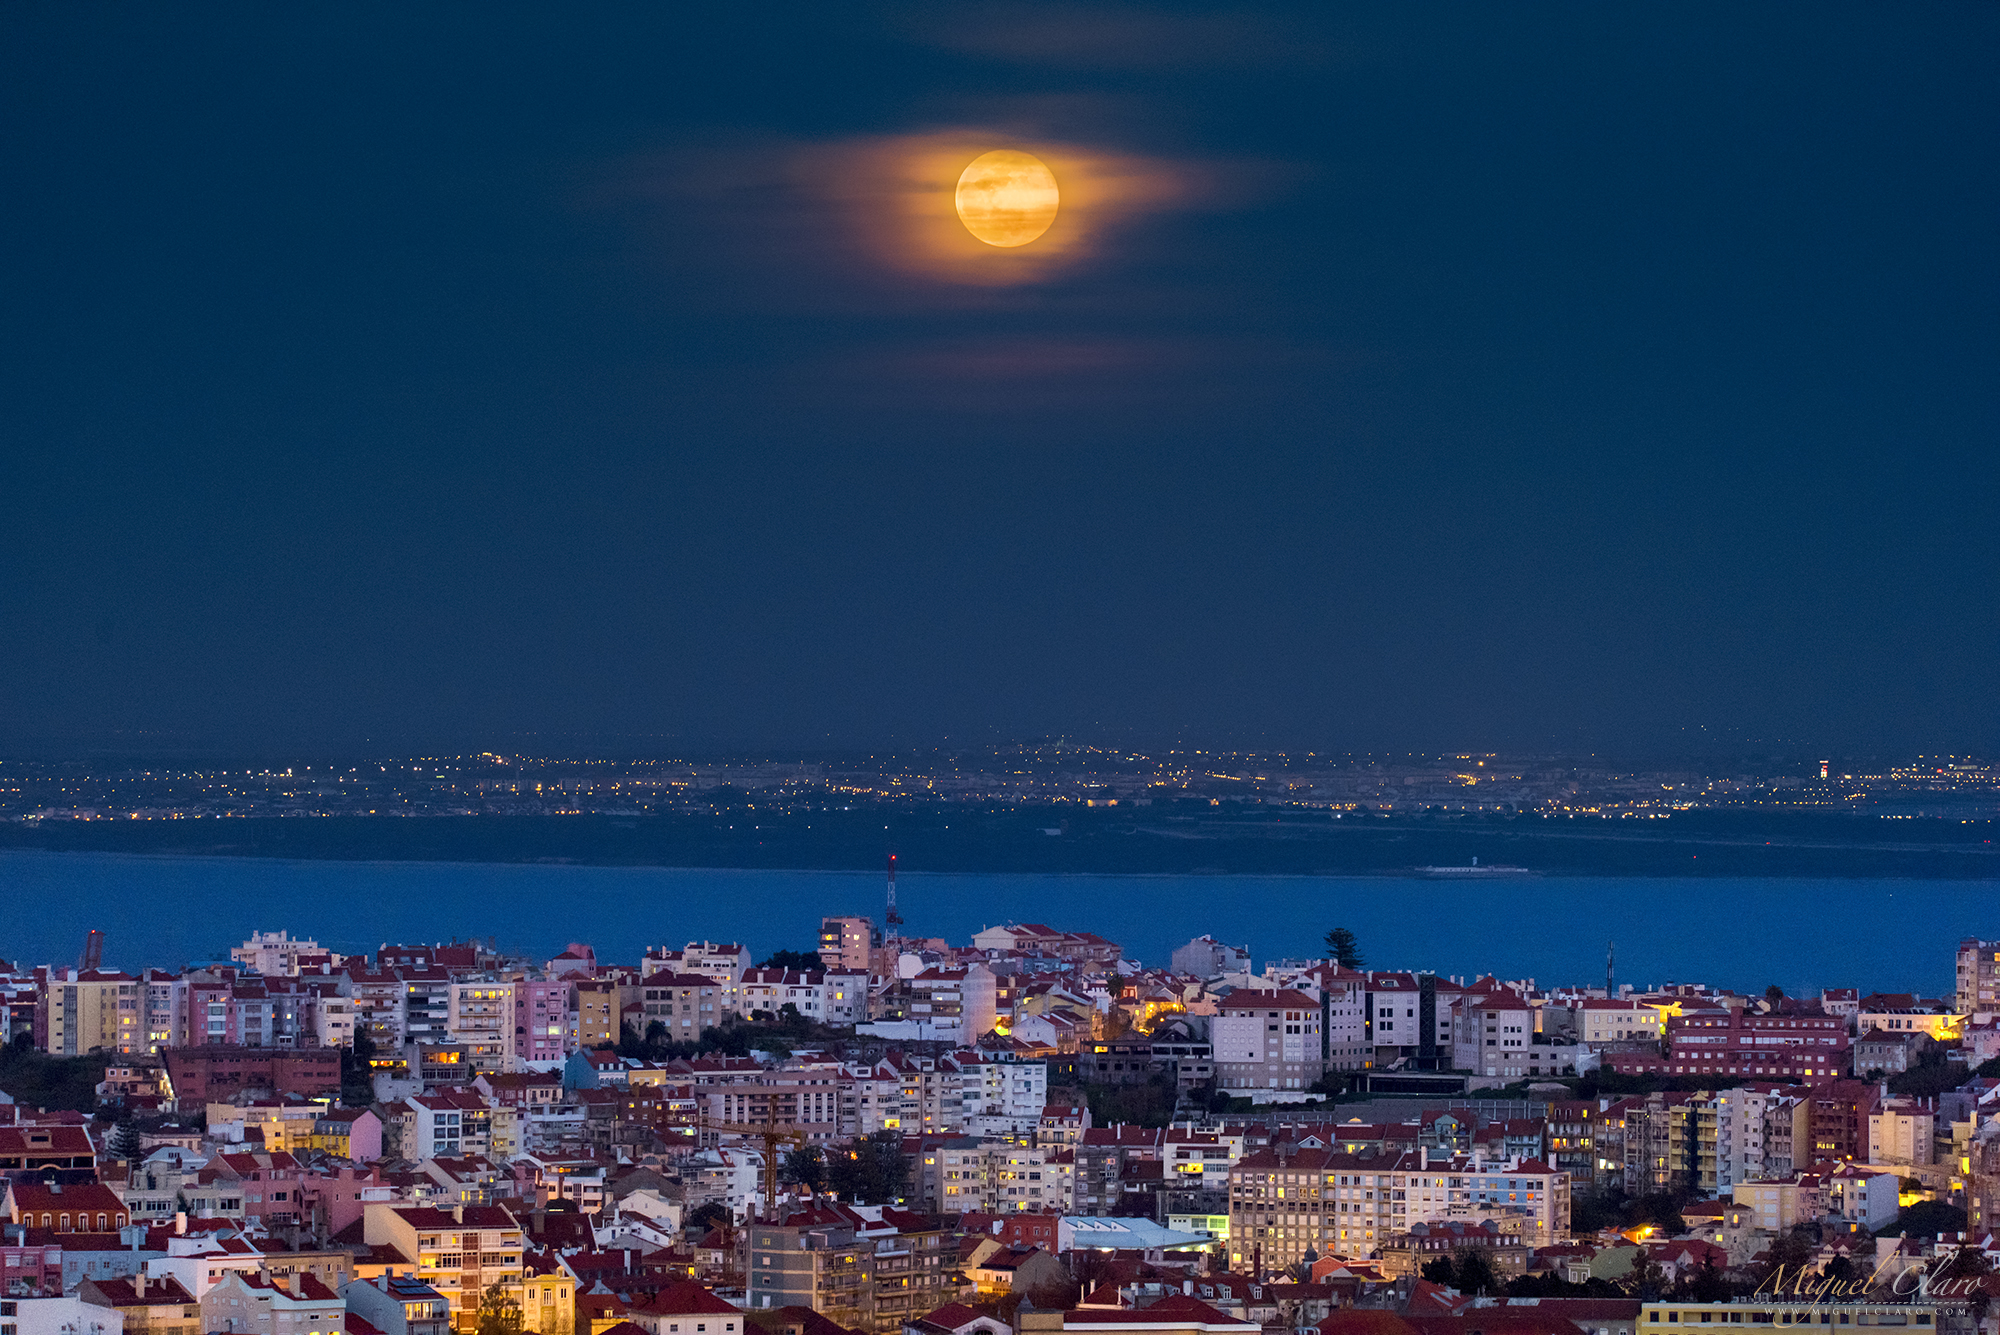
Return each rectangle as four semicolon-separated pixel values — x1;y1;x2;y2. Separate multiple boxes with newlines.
175;1211;188;1235
136;1271;148;1298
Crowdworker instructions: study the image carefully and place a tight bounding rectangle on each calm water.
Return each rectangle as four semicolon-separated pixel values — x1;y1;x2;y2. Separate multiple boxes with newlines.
0;849;1987;994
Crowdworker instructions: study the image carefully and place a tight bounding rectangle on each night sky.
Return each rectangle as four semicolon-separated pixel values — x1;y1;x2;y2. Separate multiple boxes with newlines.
2;4;1994;756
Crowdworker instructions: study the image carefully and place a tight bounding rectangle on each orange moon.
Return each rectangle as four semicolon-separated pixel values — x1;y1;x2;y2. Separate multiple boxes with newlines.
954;150;1059;247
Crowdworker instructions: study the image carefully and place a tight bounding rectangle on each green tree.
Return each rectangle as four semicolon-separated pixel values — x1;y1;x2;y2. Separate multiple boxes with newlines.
758;950;822;970
687;1201;730;1233
1765;984;1786;1003
475;1283;522;1335
1421;1257;1456;1285
1323;928;1364;969
108;1110;142;1162
826;1130;910;1204
781;1145;827;1193
1452;1248;1499;1294
1896;1200;1968;1239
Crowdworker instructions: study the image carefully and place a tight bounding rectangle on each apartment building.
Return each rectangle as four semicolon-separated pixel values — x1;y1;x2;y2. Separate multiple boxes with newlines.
637;972;722;1038
645;944;752;1019
43;971;140;1056
1452;987;1536;1080
1868;1097;1936;1165
509;979;570;1069
1213;990;1325;1092
935;1137;1067;1213
738;969;869;1026
1578;1000;1664;1047
1958;939;2000;1016
818;918;878;973
743;1203;950;1334
232;933;332;979
445;982;514;1074
1226;1146;1570;1272
360;1204;524;1332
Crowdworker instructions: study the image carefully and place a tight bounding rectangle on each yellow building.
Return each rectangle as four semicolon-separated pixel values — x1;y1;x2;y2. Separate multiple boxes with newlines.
1730;1175;1823;1233
46;972;141;1056
511;1266;576;1335
1579;1001;1665;1045
1857;1008;1964;1041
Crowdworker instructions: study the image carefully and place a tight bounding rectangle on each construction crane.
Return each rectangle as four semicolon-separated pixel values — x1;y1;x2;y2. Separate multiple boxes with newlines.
79;929;104;972
676;1110;815;1224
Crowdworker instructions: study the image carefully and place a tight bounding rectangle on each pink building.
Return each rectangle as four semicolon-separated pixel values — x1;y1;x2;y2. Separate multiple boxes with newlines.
211;1152;307;1228
512;980;572;1067
299;1165;386;1236
0;1235;64;1295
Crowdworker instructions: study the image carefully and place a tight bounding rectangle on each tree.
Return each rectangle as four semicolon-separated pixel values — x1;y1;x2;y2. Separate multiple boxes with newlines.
781;1145;827;1193
1421;1257;1456;1285
826;1130;910;1204
1451;1248;1499;1295
1323;928;1364;969
1765;984;1786;1003
475;1283;522;1335
1896;1200;1968;1239
758;950;822;970
687;1201;730;1234
108;1110;142;1162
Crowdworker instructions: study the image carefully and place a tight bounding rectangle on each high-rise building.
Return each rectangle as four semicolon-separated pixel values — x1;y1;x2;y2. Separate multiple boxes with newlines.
1958;939;2000;1016
819;916;878;973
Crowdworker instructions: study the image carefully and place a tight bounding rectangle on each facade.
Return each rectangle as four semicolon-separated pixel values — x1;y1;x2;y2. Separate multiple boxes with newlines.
341;1277;451;1335
445;982;515;1074
360;1205;524;1332
818;918;878;974
199;1270;343;1335
1579;1000;1665;1047
637;973;722;1039
1868;1098;1935;1165
43;972;141;1056
1226;1147;1569;1272
1662;1009;1849;1081
1451;988;1535;1080
1958;939;2000;1017
160;1048;340;1105
744;1204;949;1335
232;933;330;979
1169;939;1251;979
738;970;869;1027
1213;990;1325;1091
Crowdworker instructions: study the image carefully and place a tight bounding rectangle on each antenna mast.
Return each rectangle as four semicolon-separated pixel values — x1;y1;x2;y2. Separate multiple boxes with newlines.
1606;940;1615;999
885;853;903;929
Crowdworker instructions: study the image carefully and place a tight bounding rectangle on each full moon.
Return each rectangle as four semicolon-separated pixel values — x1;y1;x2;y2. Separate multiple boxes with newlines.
954;150;1059;247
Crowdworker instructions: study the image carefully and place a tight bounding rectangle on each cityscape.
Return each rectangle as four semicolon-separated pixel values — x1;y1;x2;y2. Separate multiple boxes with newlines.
3;747;1993;823
4;7;1993;1335
3;902;2000;1335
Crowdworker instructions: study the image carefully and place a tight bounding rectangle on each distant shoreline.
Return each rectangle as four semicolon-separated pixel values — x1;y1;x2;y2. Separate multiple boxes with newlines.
0;808;1994;881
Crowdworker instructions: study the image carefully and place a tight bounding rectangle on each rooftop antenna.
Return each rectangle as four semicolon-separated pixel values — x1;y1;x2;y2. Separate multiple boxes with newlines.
885;853;903;930
1606;940;1615;999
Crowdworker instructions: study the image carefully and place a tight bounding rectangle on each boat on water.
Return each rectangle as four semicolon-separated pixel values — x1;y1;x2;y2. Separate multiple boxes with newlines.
1412;858;1537;878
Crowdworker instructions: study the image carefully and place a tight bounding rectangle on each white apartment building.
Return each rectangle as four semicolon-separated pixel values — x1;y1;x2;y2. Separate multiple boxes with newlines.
446;980;515;1073
231;932;331;978
1214;989;1324;1091
737;969;870;1026
646;943;753;1018
1452;988;1535;1080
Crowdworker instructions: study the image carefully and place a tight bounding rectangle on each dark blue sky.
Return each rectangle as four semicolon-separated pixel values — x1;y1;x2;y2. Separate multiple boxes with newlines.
2;4;1993;756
